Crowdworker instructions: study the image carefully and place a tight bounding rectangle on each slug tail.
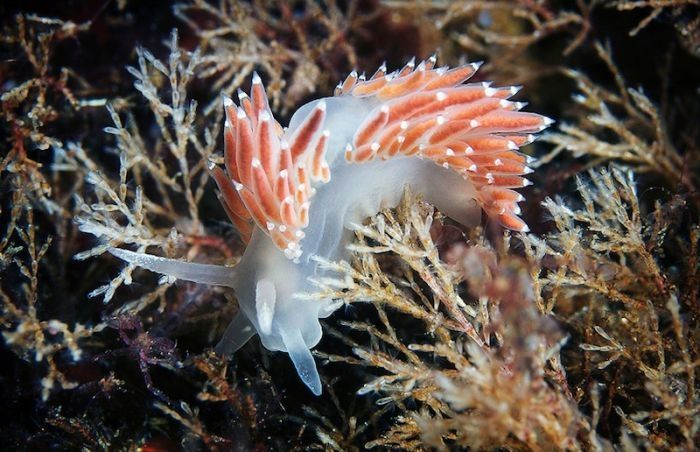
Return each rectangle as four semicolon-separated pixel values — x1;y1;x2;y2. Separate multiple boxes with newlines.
281;327;322;395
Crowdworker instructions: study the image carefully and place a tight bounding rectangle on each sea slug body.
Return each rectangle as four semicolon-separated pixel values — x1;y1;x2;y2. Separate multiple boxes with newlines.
110;56;551;395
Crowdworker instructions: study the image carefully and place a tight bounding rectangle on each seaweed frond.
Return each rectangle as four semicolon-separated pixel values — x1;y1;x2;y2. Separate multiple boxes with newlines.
1;14;92;215
608;0;700;44
1;185;105;400
1;2;699;448
68;30;225;307
174;0;379;115
310;190;582;449
522;166;699;448
383;0;594;84
541;42;698;191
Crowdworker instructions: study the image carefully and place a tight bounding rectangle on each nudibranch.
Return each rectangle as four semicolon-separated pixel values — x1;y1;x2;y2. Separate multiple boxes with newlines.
111;56;551;395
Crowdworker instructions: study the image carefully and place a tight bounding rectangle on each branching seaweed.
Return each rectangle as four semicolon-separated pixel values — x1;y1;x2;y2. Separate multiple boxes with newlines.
608;0;700;44
174;0;379;115
0;14;92;215
383;0;594;84
522;166;699;448
67;30;229;308
309;191;584;449
541;42;699;192
1;1;699;449
1;185;105;400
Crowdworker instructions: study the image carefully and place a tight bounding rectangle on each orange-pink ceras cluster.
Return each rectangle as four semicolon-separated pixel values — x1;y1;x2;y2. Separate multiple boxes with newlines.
210;56;550;256
209;72;330;255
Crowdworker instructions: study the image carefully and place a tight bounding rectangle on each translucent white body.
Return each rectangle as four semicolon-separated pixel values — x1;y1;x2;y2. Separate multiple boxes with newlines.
111;95;479;395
